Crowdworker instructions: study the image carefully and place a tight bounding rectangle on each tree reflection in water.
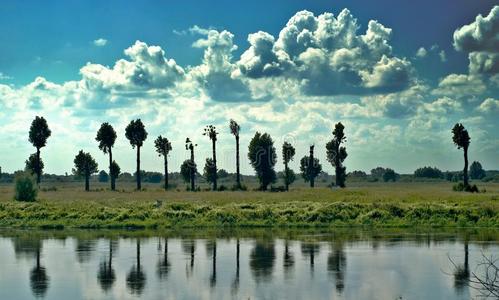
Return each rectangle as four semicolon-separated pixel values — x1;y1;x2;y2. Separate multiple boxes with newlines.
181;239;196;277
231;239;240;295
453;241;470;294
75;239;96;264
328;243;346;293
126;239;146;296
97;240;116;292
206;239;217;288
157;238;170;280
250;240;275;283
301;242;320;275
283;240;295;280
30;247;49;298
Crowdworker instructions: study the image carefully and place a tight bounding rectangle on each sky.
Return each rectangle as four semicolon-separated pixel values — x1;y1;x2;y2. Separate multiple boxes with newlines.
0;0;498;175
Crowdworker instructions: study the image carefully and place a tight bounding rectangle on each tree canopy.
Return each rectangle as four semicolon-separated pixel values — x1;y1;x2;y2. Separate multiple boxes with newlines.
154;136;172;157
469;161;486;180
96;123;117;154
248;132;277;190
25;153;44;177
125;119;148;148
29;116;51;149
73;151;98;177
326;122;347;188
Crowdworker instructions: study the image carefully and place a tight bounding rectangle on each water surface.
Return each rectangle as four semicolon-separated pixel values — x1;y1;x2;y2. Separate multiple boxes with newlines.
0;228;497;299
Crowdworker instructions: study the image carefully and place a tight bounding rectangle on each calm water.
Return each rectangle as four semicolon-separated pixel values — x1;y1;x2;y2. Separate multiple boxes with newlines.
0;229;497;300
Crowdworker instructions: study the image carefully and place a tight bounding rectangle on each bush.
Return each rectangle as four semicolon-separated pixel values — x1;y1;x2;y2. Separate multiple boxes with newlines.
14;173;37;202
414;166;443;179
453;183;479;193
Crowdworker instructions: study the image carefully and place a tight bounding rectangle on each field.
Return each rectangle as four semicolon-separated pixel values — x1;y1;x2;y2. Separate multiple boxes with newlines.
0;180;498;229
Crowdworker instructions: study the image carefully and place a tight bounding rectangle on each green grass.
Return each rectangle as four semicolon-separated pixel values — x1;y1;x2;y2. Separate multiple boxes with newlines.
0;181;498;229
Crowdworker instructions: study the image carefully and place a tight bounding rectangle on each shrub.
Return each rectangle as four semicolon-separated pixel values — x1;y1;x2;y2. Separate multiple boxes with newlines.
14;173;37;202
453;183;479;193
414;166;443;178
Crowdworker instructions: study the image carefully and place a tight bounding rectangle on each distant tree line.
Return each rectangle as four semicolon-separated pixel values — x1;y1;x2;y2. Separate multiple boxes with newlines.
3;117;493;194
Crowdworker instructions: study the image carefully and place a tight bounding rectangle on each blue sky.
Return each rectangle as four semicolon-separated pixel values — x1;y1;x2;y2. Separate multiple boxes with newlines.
0;0;498;175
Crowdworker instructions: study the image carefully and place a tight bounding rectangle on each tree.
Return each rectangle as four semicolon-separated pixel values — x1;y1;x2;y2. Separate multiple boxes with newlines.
73;150;98;191
185;138;197;191
180;159;197;185
110;161;121;186
452;123;471;187
125;119;148;190
98;170;109;183
204;158;217;186
248;132;277;190
282;142;296;191
382;168;398;182
300;145;322;188
469;161;486;180
414;166;443;179
154;136;172;190
96;123;117;190
28;116;51;185
371;167;387;178
326;122;347;188
229;119;241;189
25;153;44;179
203;125;219;190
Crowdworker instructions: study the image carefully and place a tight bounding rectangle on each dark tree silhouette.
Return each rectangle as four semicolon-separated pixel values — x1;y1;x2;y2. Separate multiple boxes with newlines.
229;119;241;189
283;241;295;279
452;123;471;187
300;145;322;188
180;159;197;186
98;170;109;183
181;239;196;276
282;141;296;191
231;239;241;294
73;150;98;191
25;153;44;179
96;123;117;190
203;125;219;191
469;161;486;180
97;240;116;292
328;245;347;293
382;168;398;182
125;119;148;190
453;241;470;294
157;238;170;280
185;138;197;191
326;122;348;188
127;240;146;296
28;116;51;185
110;161;121;186
249;241;276;282
248;132;277;190
154;136;172;190
206;240;217;288
30;247;49;298
301;242;320;274
204;158;217;186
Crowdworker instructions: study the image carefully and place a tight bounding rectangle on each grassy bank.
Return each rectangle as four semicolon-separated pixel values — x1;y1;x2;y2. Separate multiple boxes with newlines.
0;182;498;229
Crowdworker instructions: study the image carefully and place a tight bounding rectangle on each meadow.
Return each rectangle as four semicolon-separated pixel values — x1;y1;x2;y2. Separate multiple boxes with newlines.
0;179;497;229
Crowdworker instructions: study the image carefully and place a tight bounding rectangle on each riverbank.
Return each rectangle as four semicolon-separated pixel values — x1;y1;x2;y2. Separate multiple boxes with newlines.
0;182;498;229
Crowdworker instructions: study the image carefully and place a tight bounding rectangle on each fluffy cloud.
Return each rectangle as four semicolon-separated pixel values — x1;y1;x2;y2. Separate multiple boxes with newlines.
416;47;427;58
80;40;184;91
432;74;486;97
453;6;499;53
93;38;108;47
477;97;499;113
453;6;499;75
236;9;413;96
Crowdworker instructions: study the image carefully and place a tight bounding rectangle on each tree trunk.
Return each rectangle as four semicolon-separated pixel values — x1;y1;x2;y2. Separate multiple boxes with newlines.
463;146;469;187
164;156;168;191
136;146;141;190
284;162;289;191
236;136;241;189
309;146;314;188
109;148;115;191
190;148;195;191
36;147;41;186
212;139;217;191
137;240;141;268
85;172;90;191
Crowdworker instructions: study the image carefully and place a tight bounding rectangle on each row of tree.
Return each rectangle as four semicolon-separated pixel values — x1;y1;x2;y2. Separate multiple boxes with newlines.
24;116;349;191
